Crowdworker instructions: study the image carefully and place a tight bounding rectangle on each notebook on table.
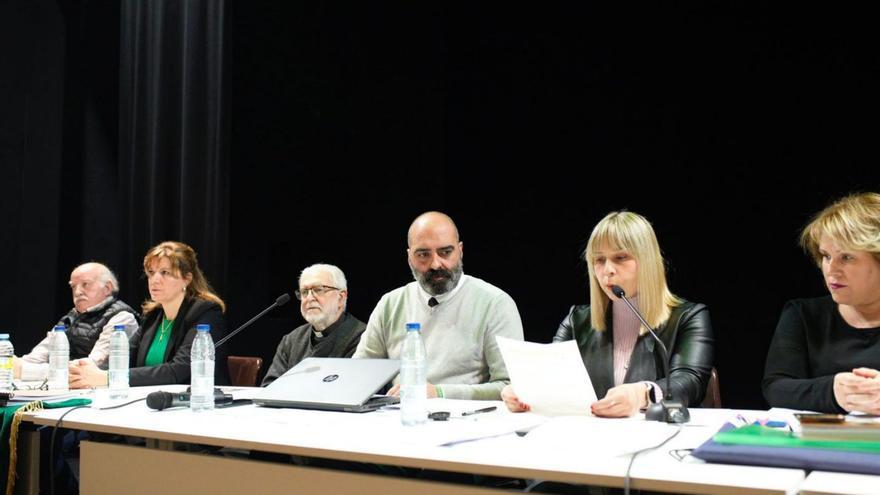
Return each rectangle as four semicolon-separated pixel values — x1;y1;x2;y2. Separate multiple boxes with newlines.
692;423;880;475
253;357;400;413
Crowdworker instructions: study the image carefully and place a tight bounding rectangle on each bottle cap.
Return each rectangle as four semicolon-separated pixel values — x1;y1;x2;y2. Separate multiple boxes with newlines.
406;322;421;331
0;333;9;339
114;324;126;331
196;324;211;332
53;325;67;332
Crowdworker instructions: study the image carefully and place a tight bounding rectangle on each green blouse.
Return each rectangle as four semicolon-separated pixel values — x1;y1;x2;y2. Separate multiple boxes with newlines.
144;318;174;366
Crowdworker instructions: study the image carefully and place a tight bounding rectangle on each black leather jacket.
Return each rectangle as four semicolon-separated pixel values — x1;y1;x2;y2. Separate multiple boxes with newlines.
553;300;714;406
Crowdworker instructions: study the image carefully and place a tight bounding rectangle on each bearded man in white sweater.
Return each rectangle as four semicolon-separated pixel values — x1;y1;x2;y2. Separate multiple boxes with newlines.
353;211;524;400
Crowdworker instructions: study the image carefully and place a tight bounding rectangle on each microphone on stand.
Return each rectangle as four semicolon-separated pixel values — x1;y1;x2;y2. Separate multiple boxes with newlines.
611;285;689;424
214;293;291;349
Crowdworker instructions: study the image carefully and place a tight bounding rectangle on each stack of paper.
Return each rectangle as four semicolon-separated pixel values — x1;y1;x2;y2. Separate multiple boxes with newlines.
6;388;90;404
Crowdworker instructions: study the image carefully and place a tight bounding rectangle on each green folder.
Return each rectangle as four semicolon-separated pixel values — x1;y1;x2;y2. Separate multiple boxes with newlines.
714;424;880;454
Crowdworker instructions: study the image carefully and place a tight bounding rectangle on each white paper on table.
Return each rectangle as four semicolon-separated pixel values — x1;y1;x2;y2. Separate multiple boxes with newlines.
392;412;548;447
496;336;597;416
523;415;676;457
7;385;92;404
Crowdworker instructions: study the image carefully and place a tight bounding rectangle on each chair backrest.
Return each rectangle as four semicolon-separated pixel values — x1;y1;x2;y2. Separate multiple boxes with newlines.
227;355;263;387
701;367;722;408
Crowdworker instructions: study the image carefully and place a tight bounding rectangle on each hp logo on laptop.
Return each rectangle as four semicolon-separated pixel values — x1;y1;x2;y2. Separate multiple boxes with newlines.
322;374;339;382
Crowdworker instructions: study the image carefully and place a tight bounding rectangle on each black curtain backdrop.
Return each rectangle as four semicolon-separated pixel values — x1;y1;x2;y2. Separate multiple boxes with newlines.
1;2;878;410
1;0;77;338
118;0;230;308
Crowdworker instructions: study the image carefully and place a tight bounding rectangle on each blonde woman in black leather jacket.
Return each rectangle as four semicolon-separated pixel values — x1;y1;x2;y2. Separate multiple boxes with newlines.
502;211;714;417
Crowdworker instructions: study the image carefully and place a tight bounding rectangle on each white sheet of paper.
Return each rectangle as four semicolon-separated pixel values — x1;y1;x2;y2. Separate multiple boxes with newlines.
496;336;598;416
523;415;675;457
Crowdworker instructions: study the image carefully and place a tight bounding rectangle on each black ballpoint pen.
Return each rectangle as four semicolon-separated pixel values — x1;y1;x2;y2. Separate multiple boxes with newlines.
461;406;497;416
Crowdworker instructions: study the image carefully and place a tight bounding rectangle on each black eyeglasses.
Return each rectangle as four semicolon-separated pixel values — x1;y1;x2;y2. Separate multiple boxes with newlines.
294;285;341;300
12;378;49;391
668;449;693;462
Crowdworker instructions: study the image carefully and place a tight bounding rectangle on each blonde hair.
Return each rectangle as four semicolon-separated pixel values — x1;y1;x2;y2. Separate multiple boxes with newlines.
801;192;880;265
584;211;681;333
142;241;226;314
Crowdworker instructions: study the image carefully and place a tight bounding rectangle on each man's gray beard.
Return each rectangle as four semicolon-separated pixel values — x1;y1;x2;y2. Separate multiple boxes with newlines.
305;311;335;331
410;261;464;296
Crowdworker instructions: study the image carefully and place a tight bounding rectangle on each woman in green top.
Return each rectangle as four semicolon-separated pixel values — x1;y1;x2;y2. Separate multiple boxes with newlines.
70;241;228;387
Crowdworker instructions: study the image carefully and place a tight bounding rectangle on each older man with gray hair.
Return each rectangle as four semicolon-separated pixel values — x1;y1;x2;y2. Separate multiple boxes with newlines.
14;262;139;380
261;263;367;386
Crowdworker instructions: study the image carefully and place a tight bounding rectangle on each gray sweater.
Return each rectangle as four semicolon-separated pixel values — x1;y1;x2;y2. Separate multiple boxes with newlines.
354;274;523;400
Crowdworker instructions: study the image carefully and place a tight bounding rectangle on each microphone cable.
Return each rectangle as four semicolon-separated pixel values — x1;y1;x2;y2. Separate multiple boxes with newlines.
623;424;683;495
49;397;146;495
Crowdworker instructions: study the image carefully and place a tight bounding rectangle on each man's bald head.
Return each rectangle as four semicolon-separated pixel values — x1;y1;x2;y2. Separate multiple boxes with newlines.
69;262;118;313
407;211;460;247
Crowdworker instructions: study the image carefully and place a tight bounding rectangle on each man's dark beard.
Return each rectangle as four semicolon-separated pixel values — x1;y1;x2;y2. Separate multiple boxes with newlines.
411;262;463;296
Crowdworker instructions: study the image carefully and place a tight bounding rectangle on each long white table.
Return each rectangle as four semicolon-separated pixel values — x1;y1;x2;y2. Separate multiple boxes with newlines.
799;471;880;495
18;386;809;494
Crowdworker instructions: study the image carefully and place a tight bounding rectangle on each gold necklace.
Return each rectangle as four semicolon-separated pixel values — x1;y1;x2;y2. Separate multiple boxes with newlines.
159;318;174;342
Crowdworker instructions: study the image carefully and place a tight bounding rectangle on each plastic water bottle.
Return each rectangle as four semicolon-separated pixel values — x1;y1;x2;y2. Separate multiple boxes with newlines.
108;324;129;399
190;324;215;412
400;322;427;426
48;325;69;391
0;334;14;392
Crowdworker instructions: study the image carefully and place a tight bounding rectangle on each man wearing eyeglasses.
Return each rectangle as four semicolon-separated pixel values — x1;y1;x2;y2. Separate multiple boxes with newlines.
13;262;139;381
261;263;366;386
354;211;524;400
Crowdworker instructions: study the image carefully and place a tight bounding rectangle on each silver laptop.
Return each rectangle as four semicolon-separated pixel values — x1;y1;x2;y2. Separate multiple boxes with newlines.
253;357;401;413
